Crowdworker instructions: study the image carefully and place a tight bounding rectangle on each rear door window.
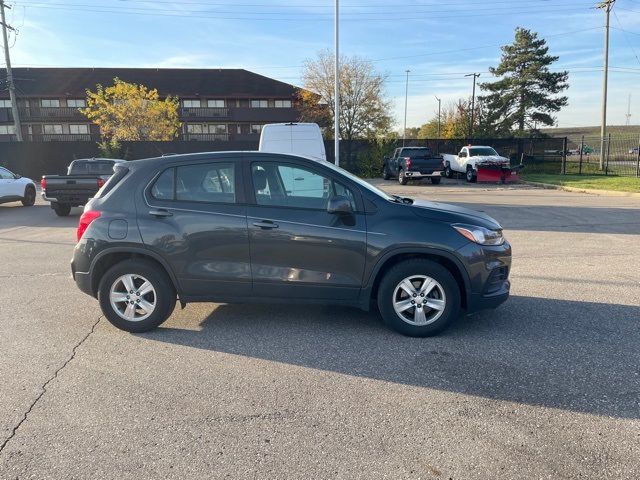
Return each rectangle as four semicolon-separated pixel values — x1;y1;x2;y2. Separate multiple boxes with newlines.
175;162;236;204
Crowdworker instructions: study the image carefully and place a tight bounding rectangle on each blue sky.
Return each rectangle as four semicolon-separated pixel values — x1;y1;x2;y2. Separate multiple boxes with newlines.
7;0;640;130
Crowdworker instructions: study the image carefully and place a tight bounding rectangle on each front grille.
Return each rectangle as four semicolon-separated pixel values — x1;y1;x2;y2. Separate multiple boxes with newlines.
484;266;509;294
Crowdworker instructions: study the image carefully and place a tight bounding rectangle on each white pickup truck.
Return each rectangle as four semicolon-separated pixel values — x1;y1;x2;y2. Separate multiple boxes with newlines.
442;145;510;182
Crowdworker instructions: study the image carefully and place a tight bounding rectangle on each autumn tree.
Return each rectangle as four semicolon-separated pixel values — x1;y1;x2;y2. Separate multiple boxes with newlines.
480;28;569;135
81;78;181;141
298;50;393;141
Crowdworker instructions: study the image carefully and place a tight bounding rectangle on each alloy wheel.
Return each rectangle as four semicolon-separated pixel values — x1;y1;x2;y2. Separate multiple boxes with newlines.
109;274;157;322
392;275;446;326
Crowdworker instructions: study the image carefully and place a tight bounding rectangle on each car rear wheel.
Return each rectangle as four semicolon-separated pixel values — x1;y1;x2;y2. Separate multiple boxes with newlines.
430;177;441;185
377;259;461;337
444;164;453;178
21;186;36;206
98;260;176;333
53;203;71;216
398;169;408;185
466;167;477;183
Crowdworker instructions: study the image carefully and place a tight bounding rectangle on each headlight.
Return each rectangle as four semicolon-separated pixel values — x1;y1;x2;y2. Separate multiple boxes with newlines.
453;223;504;246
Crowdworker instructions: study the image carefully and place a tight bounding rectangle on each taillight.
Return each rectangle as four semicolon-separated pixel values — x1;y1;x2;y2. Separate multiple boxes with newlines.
40;177;46;190
405;157;411;169
77;210;101;241
97;178;105;189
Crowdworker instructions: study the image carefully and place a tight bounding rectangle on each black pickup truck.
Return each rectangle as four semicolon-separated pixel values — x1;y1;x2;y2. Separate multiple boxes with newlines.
382;147;444;185
41;158;125;216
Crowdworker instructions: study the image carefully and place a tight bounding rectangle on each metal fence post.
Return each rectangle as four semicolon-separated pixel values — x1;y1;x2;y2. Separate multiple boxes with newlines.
561;137;567;174
636;134;640;178
579;135;584;175
605;133;611;175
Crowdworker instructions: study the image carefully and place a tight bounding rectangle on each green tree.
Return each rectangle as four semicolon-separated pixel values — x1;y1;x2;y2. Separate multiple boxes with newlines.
81;78;181;141
480;28;568;135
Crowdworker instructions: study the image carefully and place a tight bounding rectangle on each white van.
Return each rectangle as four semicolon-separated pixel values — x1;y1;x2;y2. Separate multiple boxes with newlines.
258;123;327;161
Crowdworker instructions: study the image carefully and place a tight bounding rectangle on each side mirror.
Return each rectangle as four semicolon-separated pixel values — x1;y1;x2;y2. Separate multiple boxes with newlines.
327;195;353;215
14;174;21;179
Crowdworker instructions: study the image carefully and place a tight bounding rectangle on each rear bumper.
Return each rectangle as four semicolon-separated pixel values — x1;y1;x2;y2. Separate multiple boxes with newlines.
72;267;94;297
404;170;441;178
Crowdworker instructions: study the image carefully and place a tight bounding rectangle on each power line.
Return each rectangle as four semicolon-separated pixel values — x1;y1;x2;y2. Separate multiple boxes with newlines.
612;9;640;66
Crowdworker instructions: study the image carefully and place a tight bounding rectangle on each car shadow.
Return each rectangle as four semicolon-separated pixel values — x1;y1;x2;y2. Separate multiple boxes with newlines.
138;295;640;420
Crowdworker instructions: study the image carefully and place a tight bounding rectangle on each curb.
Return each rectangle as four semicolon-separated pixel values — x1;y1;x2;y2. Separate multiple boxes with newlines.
521;180;640;198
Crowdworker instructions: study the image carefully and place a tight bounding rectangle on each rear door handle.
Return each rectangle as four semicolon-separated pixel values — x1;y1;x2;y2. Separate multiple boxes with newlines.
253;220;279;229
149;208;173;217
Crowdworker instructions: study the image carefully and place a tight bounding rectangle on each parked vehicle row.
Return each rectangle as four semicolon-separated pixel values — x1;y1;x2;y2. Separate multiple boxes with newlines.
442;146;510;183
41;158;125;216
72;151;511;338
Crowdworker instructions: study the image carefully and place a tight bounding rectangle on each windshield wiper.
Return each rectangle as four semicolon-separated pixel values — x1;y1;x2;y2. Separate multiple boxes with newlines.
391;194;414;205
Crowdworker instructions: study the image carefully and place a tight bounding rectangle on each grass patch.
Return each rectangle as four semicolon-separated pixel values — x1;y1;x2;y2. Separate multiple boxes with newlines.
523;174;640;193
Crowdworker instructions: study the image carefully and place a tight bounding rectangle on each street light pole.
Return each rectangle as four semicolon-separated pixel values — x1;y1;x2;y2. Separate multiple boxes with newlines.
465;73;480;139
435;96;441;138
334;0;340;166
597;0;615;170
403;69;410;147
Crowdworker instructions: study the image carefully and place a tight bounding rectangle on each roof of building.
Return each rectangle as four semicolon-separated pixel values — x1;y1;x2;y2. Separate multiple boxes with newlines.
9;68;300;98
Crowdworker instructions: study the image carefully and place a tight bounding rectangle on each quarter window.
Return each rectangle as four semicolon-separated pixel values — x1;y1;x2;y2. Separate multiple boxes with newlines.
251;162;355;210
151;168;175;200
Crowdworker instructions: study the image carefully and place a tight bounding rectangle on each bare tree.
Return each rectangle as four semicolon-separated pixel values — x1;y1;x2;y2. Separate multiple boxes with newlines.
298;50;393;141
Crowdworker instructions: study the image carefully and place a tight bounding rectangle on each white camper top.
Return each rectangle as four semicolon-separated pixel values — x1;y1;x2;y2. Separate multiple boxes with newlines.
258;123;327;162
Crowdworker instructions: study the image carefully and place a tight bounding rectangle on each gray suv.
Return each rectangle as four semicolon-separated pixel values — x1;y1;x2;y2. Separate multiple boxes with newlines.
72;152;511;337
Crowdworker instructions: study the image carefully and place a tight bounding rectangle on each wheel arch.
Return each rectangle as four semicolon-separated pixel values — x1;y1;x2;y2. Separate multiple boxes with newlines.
89;247;180;298
366;248;470;309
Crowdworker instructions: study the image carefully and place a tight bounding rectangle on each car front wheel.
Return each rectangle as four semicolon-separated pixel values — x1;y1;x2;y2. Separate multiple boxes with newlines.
98;260;176;333
22;186;36;206
466;167;476;183
377;259;461;337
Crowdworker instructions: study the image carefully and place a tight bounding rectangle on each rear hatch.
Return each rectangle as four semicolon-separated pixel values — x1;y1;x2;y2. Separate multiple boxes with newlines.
402;148;443;173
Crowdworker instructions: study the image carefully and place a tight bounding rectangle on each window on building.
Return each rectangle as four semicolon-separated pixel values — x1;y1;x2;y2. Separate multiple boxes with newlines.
0;125;15;134
43;124;63;134
250;124;263;134
0;100;11;108
41;99;61;108
69;124;90;134
186;124;205;134
208;124;227;134
183;99;201;108
274;100;292;108
250;99;268;108
67;99;86;108
207;99;225;108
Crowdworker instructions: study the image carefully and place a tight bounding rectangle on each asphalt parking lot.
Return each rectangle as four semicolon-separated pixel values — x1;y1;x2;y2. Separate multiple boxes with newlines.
1;181;639;479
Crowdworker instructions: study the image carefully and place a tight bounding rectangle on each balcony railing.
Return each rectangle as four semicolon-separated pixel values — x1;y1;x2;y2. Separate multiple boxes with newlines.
181;107;229;118
183;133;230;141
19;107;85;119
38;134;93;142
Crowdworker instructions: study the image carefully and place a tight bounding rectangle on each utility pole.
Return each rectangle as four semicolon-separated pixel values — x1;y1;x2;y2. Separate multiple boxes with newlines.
0;0;22;141
435;95;441;138
597;0;615;170
625;93;631;126
403;69;410;146
334;0;339;166
465;73;480;138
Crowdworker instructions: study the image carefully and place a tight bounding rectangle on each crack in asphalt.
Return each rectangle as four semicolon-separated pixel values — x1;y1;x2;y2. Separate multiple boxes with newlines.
0;316;102;456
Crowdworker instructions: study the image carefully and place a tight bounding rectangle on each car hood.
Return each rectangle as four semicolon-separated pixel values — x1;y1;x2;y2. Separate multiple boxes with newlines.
409;199;502;230
472;155;509;163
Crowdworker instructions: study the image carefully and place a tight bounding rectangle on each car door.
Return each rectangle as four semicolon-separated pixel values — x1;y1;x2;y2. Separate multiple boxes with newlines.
457;148;468;170
0;167;20;199
244;155;367;301
138;158;251;298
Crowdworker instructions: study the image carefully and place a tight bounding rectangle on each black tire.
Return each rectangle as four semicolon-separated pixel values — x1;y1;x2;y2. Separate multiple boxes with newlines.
444;164;453;179
430;177;442;185
377;259;461;337
21;185;36;206
98;259;176;333
53;203;71;216
398;169;408;185
465;167;477;183
382;164;391;180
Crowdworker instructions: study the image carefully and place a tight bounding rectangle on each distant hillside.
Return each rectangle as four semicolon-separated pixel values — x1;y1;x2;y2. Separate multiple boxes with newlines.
542;125;640;138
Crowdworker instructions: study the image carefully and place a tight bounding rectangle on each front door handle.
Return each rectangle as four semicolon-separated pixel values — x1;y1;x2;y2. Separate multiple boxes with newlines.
253;220;279;229
149;208;173;217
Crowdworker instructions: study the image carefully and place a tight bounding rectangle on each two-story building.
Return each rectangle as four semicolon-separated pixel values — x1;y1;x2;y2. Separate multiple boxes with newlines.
0;68;302;142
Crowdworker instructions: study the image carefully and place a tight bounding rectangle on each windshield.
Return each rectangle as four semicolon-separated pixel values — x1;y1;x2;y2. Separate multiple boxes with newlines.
323;161;395;201
469;147;499;156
